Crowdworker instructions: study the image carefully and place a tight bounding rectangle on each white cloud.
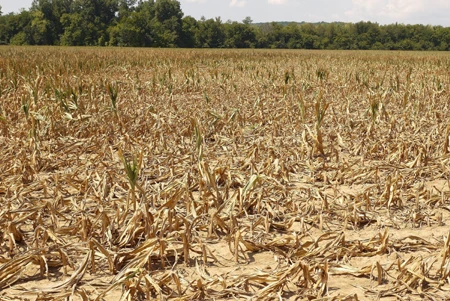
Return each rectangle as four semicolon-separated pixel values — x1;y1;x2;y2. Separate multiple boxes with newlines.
346;0;450;23
268;0;287;4
185;0;208;3
230;0;247;7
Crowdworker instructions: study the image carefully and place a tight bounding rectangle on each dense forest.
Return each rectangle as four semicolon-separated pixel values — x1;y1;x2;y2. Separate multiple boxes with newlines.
1;0;450;50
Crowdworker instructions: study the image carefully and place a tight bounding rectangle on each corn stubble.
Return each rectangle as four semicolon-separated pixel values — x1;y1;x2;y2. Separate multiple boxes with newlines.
0;47;450;300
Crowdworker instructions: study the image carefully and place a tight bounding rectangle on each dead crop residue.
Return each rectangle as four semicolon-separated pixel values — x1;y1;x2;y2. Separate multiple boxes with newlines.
1;48;450;300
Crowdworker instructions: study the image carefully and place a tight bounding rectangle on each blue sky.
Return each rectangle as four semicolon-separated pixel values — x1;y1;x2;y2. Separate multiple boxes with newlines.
2;0;450;26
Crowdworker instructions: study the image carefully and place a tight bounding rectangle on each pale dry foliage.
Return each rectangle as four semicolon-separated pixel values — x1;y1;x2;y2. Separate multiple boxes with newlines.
0;47;450;301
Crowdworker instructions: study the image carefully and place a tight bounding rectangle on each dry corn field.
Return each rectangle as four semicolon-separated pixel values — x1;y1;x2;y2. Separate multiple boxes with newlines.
1;47;450;301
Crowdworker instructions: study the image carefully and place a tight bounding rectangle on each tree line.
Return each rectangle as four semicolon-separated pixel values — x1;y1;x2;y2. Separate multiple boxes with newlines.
0;0;449;50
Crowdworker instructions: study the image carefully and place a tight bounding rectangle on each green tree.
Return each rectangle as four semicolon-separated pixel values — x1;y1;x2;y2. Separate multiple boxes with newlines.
433;26;450;50
224;20;256;48
30;10;51;44
2;1;450;50
109;0;165;47
108;17;144;46
60;12;86;45
0;14;14;43
7;10;34;45
283;23;303;49
197;17;225;48
180;16;199;47
298;23;322;49
266;22;286;48
31;0;75;45
117;0;136;19
153;0;183;47
330;23;355;50
60;0;118;45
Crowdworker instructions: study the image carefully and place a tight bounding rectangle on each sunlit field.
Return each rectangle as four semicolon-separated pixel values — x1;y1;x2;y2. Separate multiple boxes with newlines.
1;47;450;300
